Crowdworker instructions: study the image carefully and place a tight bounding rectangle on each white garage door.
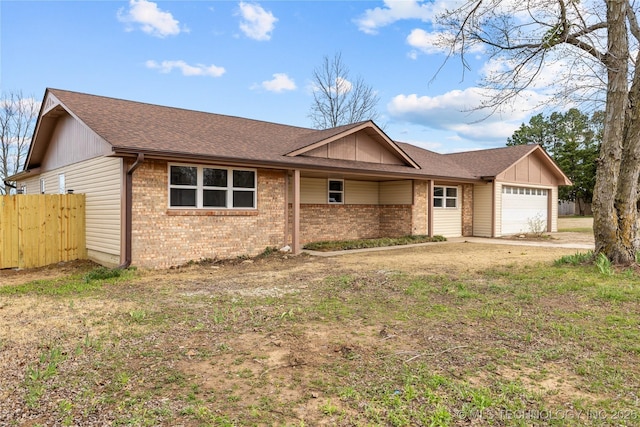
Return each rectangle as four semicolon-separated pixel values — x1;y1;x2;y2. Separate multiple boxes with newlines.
501;186;548;235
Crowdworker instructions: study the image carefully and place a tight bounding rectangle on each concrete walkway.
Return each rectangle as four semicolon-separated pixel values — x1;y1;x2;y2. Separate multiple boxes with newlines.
303;235;594;257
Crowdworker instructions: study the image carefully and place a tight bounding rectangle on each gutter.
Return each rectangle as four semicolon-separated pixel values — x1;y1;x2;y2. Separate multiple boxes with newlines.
110;149;481;184
118;153;144;269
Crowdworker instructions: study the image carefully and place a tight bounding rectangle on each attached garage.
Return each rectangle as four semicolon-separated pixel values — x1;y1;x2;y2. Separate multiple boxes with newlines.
501;186;548;235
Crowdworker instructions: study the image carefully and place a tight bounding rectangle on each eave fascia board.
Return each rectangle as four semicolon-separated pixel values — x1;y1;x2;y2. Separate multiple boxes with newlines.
109;148;478;183
6;167;42;182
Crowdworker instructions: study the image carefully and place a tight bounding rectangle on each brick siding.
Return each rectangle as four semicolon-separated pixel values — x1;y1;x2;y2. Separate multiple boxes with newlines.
290;204;413;245
131;161;286;268
462;184;473;237
411;181;428;235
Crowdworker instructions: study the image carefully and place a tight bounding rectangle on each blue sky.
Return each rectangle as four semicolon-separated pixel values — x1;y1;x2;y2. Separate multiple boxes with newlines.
1;0;552;153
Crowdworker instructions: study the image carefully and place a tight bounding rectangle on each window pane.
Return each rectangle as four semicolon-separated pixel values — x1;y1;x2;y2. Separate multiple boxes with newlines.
329;192;343;203
329;180;343;191
170;188;196;207
204;168;227;187
433;198;443;208
203;189;226;207
446;199;457;208
233;170;255;188
446;187;457;197
171;166;197;186
434;187;444;197
233;190;255;208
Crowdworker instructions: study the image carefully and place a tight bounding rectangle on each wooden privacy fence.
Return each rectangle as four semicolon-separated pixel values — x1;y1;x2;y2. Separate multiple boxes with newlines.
0;194;86;269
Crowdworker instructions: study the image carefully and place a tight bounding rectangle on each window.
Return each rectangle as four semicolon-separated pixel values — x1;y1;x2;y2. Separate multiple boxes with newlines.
503;186;548;196
433;186;458;208
169;165;256;209
40;178;45;194
328;179;344;204
58;174;65;194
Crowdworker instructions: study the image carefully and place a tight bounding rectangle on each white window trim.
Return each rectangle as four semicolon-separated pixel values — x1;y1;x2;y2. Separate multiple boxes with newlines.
328;179;344;204
58;174;66;194
168;164;257;209
433;185;458;209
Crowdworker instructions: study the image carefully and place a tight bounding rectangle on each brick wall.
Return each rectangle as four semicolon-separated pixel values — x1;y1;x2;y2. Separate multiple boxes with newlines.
131;161;286;268
411;181;428;235
462;184;473;237
290;204;413;244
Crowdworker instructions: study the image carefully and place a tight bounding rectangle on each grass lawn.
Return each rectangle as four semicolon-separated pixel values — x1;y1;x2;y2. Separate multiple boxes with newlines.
1;243;639;426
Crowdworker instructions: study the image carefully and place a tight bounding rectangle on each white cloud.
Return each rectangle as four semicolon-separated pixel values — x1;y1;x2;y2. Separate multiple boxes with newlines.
237;2;277;41
117;0;182;38
407;28;484;56
260;73;296;92
354;0;448;35
308;76;353;96
146;60;226;77
388;87;551;142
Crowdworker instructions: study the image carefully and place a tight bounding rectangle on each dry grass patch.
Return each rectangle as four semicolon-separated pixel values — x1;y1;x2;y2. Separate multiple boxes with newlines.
1;243;639;426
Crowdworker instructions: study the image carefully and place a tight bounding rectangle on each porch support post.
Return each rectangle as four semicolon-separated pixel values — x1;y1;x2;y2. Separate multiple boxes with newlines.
292;169;301;254
427;179;434;237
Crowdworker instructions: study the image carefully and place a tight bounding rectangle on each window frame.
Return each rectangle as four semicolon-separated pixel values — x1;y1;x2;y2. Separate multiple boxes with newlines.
433;185;458;209
168;164;257;210
328;179;344;204
58;174;66;194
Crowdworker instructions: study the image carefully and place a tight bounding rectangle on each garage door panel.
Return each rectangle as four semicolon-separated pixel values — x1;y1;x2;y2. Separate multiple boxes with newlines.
501;186;548;235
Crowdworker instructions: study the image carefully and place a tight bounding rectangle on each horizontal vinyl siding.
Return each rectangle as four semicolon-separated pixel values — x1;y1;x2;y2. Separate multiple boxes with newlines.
473;183;492;237
345;180;378;204
379;181;412;204
300;178;326;204
18;156;122;258
494;183;503;236
295;178;379;204
433;208;462;237
551;187;558;232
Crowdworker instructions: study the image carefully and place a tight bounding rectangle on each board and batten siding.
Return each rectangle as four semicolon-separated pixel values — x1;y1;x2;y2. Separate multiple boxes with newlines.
473;182;493;237
18;156;123;266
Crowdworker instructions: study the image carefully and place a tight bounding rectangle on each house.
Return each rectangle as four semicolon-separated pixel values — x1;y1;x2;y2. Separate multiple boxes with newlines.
8;89;571;269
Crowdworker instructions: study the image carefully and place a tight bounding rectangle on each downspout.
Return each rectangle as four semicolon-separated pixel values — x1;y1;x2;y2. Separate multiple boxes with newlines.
119;153;144;269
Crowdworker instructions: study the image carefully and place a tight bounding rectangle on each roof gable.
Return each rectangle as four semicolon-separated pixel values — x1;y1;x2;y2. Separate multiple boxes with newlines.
444;144;571;185
286;121;420;169
25;90;111;170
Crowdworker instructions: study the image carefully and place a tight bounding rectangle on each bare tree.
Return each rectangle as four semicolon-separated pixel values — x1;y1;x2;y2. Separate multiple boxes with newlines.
309;52;380;129
437;0;640;264
0;91;38;194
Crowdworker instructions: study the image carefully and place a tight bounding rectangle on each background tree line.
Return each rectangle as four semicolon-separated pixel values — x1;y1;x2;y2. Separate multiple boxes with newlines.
0;91;38;195
507;108;602;216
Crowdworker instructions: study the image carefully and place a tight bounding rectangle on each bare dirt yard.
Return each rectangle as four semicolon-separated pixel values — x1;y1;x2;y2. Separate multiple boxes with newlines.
5;223;639;427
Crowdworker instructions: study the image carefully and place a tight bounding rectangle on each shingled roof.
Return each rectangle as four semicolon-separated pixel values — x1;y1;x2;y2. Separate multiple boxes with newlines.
444;145;539;178
26;88;555;183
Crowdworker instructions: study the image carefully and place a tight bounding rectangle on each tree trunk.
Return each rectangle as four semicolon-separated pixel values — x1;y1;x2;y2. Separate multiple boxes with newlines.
593;0;632;263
